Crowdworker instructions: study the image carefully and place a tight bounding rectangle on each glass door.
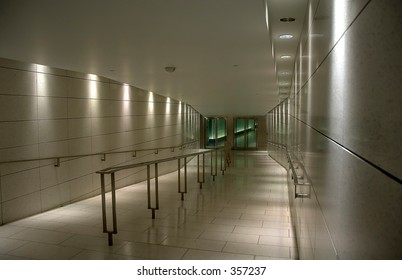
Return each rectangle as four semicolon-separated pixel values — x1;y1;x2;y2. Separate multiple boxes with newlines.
205;117;227;147
234;118;257;149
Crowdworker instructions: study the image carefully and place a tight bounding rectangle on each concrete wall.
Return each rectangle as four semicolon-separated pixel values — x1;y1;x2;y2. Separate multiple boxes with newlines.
267;0;402;259
0;57;199;224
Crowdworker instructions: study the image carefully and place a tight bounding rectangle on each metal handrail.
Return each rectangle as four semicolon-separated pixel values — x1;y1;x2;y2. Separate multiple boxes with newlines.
267;140;287;150
0;140;199;166
286;150;311;199
205;145;231;178
96;147;225;246
97;148;212;174
267;140;311;198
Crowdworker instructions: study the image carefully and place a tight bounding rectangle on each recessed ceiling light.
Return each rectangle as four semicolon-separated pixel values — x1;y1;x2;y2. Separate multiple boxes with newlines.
280;17;295;22
280;55;291;59
279;34;293;39
164;66;176;73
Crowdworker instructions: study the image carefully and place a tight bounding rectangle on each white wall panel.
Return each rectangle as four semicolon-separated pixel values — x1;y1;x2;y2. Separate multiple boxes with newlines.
0;95;38;121
0;145;39;163
37;73;68;97
0;67;36;96
0;121;38;148
38;119;68;142
68;137;92;156
68;119;92;139
39;141;69;158
268;0;402;259
0;57;198;224
2;192;41;223
38;96;68;120
2;168;40;201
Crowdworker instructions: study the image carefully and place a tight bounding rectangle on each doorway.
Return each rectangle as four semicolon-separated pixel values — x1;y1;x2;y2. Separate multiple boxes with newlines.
205;117;227;147
234;118;257;149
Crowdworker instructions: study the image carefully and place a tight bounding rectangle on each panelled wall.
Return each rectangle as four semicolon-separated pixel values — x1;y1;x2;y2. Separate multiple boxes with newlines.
267;0;402;259
0;57;199;225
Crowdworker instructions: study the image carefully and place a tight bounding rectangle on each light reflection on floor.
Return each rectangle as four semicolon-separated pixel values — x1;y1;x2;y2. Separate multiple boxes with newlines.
0;151;297;260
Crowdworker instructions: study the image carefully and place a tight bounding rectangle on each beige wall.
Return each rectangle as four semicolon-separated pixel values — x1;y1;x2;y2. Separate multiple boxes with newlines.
268;0;402;259
0;58;199;224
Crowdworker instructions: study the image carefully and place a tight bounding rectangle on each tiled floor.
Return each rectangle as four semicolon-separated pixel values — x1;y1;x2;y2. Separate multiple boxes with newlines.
0;151;298;260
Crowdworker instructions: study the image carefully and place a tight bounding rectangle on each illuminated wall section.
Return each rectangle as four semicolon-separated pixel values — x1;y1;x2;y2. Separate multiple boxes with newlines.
267;0;402;259
0;58;199;224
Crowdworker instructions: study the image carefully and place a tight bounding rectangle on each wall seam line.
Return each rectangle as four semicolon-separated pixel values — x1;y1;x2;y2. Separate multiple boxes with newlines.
290;114;402;184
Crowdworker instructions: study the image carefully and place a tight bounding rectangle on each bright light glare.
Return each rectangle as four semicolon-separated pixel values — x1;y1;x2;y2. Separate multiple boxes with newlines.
166;97;171;114
37;64;50;73
279;34;293;39
333;0;348;43
89;74;98;81
123;84;130;101
37;73;47;96
264;0;269;33
148;92;154;113
88;74;98;98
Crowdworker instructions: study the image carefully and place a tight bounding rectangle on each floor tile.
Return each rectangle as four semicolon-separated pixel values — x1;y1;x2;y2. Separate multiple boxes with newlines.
9;228;73;244
223;242;290;259
0;151;297;260
254;255;291;260
115;229;167;244
60;234;127;253
0;237;27;254
183;249;254;260
55;224;105;237
179;222;235;233
0;225;27;237
116;242;187;259
144;226;204;239
199;231;259;244
161;236;226;251
70;250;144;260
10;219;66;231
212;217;263;227
234;225;289;237
0;254;30;260
258;235;297;247
7;242;82;260
241;213;290;223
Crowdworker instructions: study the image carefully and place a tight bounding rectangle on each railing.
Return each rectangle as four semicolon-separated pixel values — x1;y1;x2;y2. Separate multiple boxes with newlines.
0;140;199;166
286;152;311;199
96;147;227;246
206;145;232;179
267;140;311;199
205;140;233;178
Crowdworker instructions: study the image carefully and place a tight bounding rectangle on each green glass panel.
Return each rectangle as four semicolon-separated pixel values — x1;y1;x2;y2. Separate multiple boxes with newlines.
217;118;226;146
236;119;245;133
235;119;245;148
206;117;226;147
235;119;257;149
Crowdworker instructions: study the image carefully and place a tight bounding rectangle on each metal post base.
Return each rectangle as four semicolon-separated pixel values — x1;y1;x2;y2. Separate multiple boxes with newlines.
108;232;113;246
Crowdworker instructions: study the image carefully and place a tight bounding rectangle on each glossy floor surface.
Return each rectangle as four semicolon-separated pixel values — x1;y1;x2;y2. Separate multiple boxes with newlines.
0;151;297;260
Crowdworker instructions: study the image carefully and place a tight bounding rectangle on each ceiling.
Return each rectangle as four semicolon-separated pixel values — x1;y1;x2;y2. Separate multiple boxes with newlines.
0;0;308;116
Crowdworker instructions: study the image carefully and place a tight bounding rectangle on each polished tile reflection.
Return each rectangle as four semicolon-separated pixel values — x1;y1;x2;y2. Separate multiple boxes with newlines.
0;151;297;260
